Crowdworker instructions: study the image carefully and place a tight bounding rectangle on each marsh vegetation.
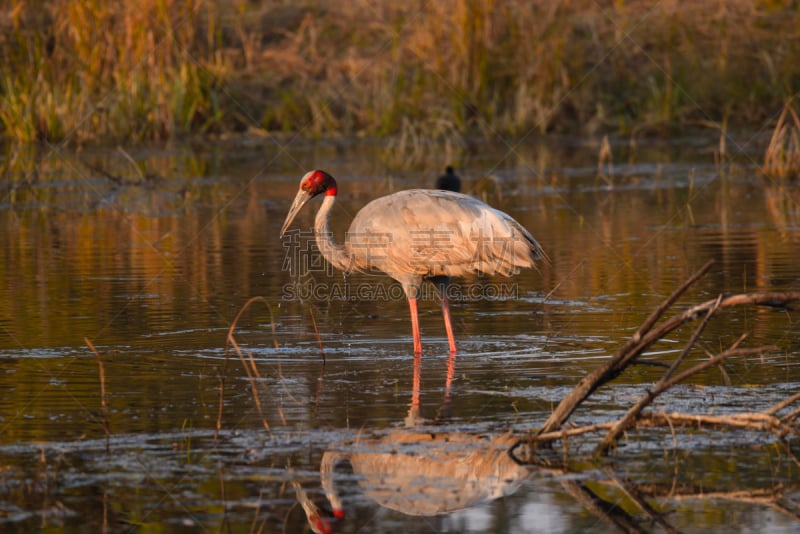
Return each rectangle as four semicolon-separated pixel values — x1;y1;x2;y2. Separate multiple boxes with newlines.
2;1;800;148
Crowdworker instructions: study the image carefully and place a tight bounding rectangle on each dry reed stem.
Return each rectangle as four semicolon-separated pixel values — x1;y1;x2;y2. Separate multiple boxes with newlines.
214;372;224;440
596;135;614;188
84;337;111;453
308;307;325;361
763;99;800;180
223;296;284;436
227;324;275;435
116;146;146;183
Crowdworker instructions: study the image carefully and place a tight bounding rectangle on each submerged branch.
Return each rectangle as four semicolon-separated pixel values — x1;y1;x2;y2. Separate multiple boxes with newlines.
524;403;799;450
596;343;773;455
85;337;111;453
766;391;800;417
537;276;800;440
537;260;715;436
513;259;800;464
636;411;799;438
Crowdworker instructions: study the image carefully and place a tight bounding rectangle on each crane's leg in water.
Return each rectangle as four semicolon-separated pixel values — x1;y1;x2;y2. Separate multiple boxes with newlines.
440;294;457;354
408;297;423;354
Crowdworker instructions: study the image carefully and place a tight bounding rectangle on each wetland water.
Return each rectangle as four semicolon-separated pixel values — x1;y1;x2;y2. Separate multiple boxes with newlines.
1;138;799;532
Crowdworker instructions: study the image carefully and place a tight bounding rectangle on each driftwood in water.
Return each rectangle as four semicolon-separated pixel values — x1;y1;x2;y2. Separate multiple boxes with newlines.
512;259;800;463
507;265;800;532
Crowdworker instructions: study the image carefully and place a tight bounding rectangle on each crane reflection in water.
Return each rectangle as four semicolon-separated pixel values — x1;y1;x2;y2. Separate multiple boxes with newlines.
289;351;533;533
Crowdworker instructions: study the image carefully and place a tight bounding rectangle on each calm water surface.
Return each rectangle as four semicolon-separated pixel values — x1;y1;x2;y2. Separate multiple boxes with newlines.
1;138;799;532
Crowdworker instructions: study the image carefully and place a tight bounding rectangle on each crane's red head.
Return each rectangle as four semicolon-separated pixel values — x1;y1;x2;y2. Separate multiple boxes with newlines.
300;170;338;197
280;170;338;237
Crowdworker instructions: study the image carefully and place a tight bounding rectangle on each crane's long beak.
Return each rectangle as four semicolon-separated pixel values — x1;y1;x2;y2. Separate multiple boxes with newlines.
280;189;313;237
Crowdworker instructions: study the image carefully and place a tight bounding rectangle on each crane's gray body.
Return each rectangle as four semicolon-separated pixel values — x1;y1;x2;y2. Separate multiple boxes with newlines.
340;189;544;294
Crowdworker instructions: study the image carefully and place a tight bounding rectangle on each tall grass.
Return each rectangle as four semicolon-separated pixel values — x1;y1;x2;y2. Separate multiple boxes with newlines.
1;1;800;145
0;0;228;143
762;99;800;181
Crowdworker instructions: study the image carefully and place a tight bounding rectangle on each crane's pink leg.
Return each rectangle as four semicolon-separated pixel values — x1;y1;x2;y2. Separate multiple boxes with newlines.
440;293;458;354
412;352;422;407
408;297;423;354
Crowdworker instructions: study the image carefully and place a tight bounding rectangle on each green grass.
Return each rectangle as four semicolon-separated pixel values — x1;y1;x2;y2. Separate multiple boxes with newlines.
1;1;800;146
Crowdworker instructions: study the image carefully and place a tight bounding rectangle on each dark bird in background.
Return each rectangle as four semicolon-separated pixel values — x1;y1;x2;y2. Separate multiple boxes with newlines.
435;166;461;193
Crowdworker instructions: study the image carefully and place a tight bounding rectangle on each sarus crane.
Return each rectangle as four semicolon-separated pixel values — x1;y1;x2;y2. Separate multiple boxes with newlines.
280;170;545;354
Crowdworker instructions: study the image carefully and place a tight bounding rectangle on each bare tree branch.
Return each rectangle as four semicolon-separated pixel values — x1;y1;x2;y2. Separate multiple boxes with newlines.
537;284;800;437
537;261;715;435
596;344;775;454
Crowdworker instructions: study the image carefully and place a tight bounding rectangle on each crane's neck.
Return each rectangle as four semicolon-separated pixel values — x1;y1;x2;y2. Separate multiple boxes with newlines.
314;194;352;272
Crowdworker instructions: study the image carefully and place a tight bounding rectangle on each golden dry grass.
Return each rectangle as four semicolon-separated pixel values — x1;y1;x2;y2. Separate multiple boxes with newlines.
1;1;799;146
762;99;800;181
